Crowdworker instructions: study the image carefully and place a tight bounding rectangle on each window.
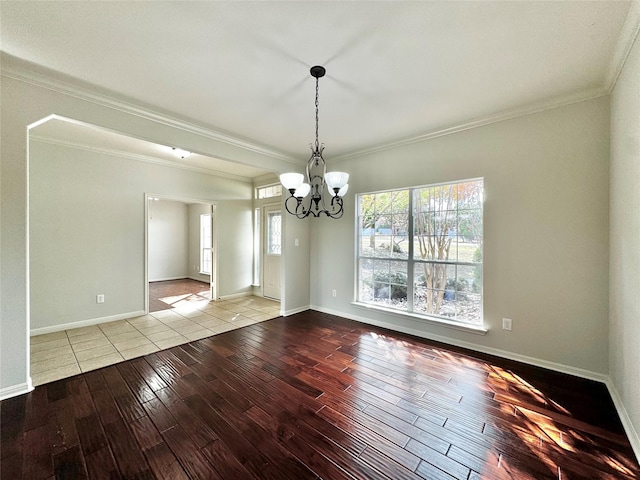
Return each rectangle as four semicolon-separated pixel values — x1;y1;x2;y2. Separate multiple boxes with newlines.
200;214;212;274
357;179;483;326
267;211;282;255
256;184;282;200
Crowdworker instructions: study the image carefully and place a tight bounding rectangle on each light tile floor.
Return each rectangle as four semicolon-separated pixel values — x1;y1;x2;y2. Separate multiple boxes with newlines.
30;296;280;386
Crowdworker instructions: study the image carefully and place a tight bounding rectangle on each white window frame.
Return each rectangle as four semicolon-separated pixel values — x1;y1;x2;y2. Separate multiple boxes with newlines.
256;183;282;200
355;178;485;332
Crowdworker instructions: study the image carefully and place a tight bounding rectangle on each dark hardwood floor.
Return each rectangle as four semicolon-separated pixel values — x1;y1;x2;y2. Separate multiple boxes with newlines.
2;311;638;479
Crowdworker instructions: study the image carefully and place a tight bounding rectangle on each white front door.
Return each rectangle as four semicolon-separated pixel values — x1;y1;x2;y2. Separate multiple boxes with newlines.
263;205;281;300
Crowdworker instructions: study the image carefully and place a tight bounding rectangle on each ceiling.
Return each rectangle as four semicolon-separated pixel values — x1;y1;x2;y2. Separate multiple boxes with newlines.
29;118;271;181
1;1;636;178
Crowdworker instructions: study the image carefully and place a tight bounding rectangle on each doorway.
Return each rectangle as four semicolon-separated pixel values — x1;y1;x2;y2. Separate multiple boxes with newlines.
262;204;282;300
146;196;217;313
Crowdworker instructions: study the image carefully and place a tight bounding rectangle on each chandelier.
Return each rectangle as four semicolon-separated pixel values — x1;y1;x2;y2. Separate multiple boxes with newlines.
280;66;349;219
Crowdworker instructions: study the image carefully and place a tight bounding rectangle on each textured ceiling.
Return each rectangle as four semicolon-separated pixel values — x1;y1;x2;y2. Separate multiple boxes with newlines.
1;1;634;175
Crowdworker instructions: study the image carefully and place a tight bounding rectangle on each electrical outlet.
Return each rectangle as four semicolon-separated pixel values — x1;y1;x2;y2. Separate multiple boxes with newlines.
502;318;512;331
332;289;337;298
97;294;105;304
295;238;299;247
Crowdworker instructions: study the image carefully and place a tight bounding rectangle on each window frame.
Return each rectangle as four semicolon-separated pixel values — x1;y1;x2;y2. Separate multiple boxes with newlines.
355;178;485;333
255;183;282;200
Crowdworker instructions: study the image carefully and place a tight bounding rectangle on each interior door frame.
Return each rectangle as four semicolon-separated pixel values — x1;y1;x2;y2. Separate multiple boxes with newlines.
144;194;218;314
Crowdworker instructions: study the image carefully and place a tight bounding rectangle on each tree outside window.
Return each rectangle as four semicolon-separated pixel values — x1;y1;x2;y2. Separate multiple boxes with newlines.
357;179;483;326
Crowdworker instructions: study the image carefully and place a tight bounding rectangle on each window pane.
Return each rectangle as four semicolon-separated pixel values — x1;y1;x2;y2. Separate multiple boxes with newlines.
359;258;374;281
200;214;212;274
267;212;281;255
360;280;374;303
456;293;482;324
390;190;409;213
458;209;482;242
457;181;483;209
414;235;455;261
202;248;212;274
359;217;375;257
257;184;282;199
370;260;407;310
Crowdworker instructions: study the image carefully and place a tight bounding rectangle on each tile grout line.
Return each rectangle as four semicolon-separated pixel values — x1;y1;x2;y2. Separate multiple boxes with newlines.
30;295;281;386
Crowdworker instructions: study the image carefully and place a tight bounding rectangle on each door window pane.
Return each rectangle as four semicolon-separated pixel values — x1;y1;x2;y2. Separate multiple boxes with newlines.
267;211;281;255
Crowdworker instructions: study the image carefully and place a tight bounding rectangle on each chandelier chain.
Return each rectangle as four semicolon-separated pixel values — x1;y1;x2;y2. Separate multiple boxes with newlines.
315;76;320;151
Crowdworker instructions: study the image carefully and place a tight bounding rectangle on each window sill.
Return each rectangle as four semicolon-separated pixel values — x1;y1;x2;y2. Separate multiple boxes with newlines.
351;302;488;335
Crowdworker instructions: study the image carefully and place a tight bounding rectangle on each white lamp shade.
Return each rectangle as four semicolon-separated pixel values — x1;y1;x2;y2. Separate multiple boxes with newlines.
280;173;304;190
329;183;349;197
294;183;311;198
325;171;349;190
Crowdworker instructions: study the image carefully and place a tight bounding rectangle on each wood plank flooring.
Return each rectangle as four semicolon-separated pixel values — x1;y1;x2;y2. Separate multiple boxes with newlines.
2;311;638;479
149;279;211;313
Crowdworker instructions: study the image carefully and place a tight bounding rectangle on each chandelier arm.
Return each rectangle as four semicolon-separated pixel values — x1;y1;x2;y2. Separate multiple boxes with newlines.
284;195;310;219
324;195;345;219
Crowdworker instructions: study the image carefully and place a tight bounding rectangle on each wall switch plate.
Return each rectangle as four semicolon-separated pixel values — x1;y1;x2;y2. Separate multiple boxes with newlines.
97;294;105;304
294;238;299;247
502;318;512;330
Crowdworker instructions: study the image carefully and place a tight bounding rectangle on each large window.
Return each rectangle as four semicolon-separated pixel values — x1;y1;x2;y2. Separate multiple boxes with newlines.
357;179;483;326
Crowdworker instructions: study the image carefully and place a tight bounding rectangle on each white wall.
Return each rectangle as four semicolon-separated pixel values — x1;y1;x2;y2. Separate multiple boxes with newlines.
149;199;189;282
1;61;297;396
610;31;640;451
312;96;610;375
217;199;255;298
282;211;311;314
28;139;254;330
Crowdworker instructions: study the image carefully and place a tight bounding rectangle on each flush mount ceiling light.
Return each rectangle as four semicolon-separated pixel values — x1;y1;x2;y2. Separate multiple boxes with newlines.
280;66;349;219
172;147;191;159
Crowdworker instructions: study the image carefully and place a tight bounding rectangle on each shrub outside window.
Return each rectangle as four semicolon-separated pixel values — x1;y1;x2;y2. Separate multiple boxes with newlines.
357;179;483;326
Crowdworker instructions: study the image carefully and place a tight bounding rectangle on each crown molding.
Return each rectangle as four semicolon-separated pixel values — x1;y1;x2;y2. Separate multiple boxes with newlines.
252;172;280;185
1;54;299;166
30;135;254;183
334;86;608;162
605;0;640;93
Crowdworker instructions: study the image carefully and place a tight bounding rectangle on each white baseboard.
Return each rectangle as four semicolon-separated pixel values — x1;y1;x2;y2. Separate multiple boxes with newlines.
0;380;33;401
149;276;189;282
30;310;146;336
187;276;210;283
218;290;253;301
605;378;640;463
312;305;608;382
283;304;311;317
